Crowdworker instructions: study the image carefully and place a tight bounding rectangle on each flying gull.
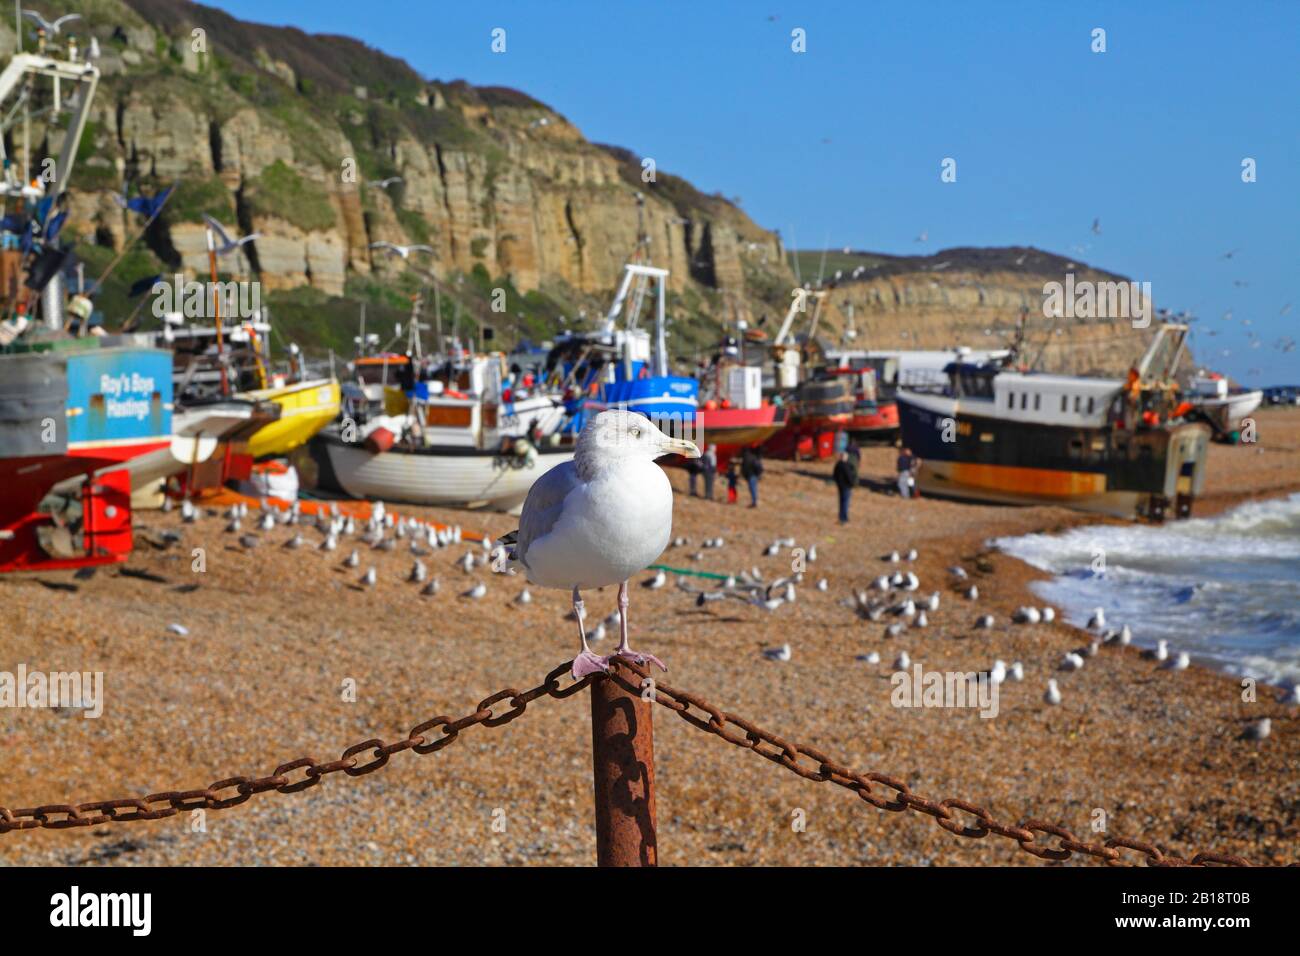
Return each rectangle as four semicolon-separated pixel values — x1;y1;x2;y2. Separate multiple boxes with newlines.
498;410;700;678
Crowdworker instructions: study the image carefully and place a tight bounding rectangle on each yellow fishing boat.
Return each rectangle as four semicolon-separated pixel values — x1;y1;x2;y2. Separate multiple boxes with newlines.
243;378;341;459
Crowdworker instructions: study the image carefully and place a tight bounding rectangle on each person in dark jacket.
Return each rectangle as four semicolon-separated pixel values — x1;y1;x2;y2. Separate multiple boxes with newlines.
832;451;858;523
740;446;763;507
700;444;718;501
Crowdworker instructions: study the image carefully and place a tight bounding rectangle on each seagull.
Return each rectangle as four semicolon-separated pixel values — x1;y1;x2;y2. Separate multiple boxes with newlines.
284;533;303;550
361;567;377;588
975;614;995;629
370;240;435;260
1240;718;1270;741
893;651;911;670
1044;680;1062;706
1161;651;1190;671
367;176;403;189
1059;652;1085;672
202;214;260;256
515;588;532;605
965;585;979;601
1010;661;1024;681
238;534;259;549
924;592;940;612
1144;639;1169;662
1280;685;1300;705
905;549;918;561
22;10;80;35
884;622;905;638
989;660;1007;685
462;581;487;600
874;575;892;592
410;560;427;583
643;569;667;589
948;566;968;580
344;549;360;568
421;578;441;596
497;410;700;679
1013;606;1041;624
816;578;828;591
181;500;197;523
166;623;189;636
1087;607;1106;631
1041;607;1056;623
763;644;792;662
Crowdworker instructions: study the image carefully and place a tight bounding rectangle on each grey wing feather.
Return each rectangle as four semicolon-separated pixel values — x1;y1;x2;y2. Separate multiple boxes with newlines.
504;460;580;567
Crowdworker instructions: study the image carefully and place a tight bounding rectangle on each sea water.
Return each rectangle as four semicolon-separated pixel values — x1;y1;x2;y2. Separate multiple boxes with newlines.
994;493;1300;688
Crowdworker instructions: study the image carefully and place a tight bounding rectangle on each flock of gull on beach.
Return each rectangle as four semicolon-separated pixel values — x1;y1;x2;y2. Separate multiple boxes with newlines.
157;494;1287;741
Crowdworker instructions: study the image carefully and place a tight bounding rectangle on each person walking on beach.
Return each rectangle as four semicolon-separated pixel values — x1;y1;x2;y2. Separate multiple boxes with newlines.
686;452;702;497
740;445;763;508
700;443;718;501
896;445;921;499
726;459;739;504
833;450;858;524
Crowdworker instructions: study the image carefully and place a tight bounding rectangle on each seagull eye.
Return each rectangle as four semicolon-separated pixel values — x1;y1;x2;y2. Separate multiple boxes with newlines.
630;428;640;439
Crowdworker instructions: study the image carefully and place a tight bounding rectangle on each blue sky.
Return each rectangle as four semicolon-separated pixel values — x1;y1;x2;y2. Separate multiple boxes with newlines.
207;0;1299;384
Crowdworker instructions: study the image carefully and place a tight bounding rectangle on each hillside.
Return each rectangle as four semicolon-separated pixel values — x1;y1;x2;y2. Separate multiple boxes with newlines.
2;0;1161;375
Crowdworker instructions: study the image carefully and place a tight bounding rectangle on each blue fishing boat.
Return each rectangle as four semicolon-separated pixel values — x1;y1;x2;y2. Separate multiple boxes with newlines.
547;263;699;435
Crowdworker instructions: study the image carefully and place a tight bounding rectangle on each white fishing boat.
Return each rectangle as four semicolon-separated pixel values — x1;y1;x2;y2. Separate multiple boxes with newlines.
299;347;573;512
1186;372;1263;441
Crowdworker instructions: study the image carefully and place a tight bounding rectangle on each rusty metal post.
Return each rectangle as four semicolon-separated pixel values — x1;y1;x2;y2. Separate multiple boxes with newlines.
590;664;657;866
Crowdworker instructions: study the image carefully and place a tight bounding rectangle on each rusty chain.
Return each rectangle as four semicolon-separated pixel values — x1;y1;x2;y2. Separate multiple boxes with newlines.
602;659;1262;867
0;662;591;835
0;657;1270;866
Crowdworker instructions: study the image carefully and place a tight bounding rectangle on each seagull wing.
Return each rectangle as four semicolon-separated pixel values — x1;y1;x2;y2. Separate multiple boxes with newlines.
202;214;233;247
510;459;580;569
22;11;52;31
53;13;82;29
369;240;397;252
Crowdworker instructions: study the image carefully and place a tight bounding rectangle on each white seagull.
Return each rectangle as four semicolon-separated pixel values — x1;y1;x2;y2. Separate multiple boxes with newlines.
367;176;403;189
1044;679;1062;706
202;214;260;257
22;10;81;35
498;410;700;678
370;240;435;260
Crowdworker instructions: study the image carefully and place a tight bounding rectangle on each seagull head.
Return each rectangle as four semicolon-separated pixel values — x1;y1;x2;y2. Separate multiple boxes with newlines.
578;410;700;471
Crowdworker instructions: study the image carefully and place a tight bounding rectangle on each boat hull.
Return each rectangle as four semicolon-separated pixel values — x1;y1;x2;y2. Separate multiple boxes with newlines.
302;435;574;512
846;400;900;440
697;405;783;449
243;378;341;459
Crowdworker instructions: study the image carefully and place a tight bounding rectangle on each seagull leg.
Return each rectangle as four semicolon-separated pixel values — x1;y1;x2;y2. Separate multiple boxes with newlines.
612;579;668;672
570;587;608;679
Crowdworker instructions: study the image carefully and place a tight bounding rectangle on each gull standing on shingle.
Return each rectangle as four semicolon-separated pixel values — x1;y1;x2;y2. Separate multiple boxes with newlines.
498;410;700;678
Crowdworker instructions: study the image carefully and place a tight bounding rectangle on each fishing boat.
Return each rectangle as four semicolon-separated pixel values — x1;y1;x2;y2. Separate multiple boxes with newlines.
1186;371;1263;442
895;325;1210;520
546;261;699;437
756;289;855;459
300;343;573;511
693;335;784;458
0;37;188;568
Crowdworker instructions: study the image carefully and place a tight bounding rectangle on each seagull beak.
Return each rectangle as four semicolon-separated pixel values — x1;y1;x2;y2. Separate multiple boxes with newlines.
661;437;701;458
